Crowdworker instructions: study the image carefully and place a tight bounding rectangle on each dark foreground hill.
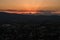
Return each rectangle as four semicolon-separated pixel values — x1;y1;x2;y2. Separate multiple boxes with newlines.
0;12;60;24
0;12;60;40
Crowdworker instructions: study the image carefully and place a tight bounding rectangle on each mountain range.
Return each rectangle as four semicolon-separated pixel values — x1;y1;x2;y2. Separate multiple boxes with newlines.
0;12;60;24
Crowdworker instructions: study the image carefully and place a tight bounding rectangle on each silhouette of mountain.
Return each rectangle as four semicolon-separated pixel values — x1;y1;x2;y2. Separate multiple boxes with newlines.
0;12;60;40
0;12;60;24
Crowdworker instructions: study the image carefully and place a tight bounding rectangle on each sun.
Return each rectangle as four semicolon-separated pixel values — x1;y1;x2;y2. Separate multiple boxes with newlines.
21;4;40;11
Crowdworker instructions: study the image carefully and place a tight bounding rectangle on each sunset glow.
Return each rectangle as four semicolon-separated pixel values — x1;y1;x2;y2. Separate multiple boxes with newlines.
0;0;60;14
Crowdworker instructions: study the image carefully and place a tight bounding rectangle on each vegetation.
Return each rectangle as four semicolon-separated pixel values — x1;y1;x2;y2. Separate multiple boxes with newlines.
0;23;60;40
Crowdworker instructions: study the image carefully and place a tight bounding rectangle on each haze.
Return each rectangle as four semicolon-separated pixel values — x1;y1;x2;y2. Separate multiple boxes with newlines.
0;0;60;11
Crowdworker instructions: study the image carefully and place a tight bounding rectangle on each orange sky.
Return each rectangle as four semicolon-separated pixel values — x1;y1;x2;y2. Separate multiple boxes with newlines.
0;0;60;11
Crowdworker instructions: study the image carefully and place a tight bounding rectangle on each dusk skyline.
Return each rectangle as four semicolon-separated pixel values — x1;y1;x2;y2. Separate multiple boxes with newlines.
0;0;60;11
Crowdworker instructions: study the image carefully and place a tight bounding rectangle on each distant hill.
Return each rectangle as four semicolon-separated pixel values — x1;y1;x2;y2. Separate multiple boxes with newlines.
0;12;60;24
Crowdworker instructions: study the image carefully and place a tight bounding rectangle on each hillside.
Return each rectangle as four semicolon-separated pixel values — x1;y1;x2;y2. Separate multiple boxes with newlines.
0;12;60;40
0;12;60;24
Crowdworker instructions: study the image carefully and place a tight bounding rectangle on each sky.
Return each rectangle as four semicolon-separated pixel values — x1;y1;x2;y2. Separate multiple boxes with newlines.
0;0;60;11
